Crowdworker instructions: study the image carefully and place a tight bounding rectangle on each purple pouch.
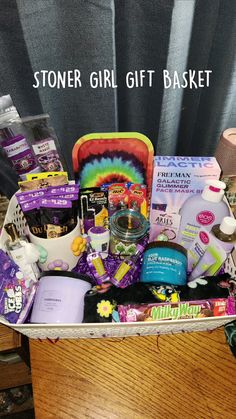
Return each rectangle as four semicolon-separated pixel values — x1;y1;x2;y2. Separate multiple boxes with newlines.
16;188;48;204
39;197;76;238
21;199;43;237
0;250;36;323
46;193;78;223
47;184;79;195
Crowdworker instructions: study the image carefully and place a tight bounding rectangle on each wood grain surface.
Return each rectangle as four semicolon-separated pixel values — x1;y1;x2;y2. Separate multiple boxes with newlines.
0;361;31;391
0;324;21;352
30;328;236;419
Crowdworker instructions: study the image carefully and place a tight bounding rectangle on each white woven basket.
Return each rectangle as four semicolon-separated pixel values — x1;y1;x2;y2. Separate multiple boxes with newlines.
0;193;236;340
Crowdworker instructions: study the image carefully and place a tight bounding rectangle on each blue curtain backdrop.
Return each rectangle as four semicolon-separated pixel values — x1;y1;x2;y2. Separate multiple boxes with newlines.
1;0;236;196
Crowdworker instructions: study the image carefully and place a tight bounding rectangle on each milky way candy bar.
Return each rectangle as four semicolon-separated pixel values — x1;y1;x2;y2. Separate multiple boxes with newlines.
118;298;235;322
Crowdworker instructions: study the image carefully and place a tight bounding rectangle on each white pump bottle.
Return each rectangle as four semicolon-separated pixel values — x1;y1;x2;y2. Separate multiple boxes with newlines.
177;180;230;250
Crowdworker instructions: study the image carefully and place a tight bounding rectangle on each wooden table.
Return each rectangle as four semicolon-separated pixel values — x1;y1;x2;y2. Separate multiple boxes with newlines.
0;324;31;391
30;328;236;419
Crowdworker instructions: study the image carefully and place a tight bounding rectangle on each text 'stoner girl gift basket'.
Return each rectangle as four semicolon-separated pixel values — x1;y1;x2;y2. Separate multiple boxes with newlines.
0;129;236;340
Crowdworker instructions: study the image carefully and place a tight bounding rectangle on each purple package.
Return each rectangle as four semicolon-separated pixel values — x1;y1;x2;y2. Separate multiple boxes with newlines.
1;135;40;179
21;199;43;237
16;189;48;204
118;298;235;322
0;250;36;323
39;197;76;238
47;184;79;195
39;197;72;208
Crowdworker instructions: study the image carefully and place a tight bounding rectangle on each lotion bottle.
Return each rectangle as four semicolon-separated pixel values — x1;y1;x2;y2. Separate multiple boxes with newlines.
188;216;236;280
210;216;236;254
177;180;230;250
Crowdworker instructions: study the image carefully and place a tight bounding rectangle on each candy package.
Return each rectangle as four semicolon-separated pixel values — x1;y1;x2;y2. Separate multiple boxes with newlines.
21;199;43;237
18;173;68;191
0;250;37;324
40;197;77;238
118;298;236;322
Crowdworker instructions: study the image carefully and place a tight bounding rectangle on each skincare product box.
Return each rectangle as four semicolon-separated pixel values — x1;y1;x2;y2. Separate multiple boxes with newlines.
150;156;221;213
149;209;181;243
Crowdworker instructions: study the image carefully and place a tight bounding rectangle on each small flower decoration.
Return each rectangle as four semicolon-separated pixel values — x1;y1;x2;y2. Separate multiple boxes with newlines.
47;259;69;271
36;245;48;264
97;300;114;318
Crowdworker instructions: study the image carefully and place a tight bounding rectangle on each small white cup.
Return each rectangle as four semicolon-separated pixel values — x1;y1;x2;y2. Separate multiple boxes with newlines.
29;221;81;271
88;226;110;259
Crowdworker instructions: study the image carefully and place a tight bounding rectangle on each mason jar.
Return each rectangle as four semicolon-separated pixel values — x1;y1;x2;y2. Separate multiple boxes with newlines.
109;209;149;255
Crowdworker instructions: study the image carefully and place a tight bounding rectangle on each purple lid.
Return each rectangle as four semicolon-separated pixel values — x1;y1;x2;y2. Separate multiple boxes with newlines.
89;226;107;235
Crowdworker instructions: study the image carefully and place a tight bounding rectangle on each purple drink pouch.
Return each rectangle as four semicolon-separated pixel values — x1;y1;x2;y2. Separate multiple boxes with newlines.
39;197;72;209
46;193;78;221
47;184;79;195
16;189;48;204
0;250;37;324
39;198;76;238
21;199;43;237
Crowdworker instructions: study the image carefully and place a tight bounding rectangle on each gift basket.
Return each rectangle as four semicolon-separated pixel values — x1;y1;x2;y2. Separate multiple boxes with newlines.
0;116;236;339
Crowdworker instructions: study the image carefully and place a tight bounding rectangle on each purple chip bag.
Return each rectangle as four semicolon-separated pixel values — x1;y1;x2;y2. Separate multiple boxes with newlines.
0;250;36;323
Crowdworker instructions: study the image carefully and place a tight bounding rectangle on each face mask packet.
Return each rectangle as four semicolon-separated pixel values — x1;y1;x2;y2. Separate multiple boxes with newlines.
0;249;37;324
39;198;75;238
16;188;48;204
20;199;43;237
18;174;68;191
21;114;67;173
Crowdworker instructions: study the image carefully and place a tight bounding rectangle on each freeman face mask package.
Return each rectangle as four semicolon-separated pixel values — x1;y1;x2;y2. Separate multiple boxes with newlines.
150;156;221;212
149;156;221;242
